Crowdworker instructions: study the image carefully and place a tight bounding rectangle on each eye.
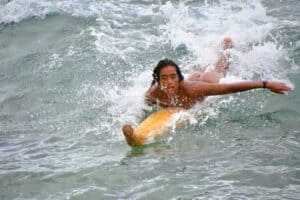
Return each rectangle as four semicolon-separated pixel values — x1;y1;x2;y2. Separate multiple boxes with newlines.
171;74;177;79
160;75;168;80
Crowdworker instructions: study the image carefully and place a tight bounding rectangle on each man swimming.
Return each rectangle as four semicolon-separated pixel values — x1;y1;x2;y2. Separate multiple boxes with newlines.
122;37;293;146
145;37;292;109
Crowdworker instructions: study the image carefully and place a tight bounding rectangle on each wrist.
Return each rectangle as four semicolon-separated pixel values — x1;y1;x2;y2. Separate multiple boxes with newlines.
262;81;268;88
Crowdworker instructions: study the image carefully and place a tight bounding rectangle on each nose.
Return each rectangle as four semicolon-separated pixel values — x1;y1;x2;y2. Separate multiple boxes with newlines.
167;77;173;85
167;78;173;86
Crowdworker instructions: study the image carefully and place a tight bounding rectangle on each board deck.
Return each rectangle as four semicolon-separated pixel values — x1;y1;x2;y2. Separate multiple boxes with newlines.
122;108;181;147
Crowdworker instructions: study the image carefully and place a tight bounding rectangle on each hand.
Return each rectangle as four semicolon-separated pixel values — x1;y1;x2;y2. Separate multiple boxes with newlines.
266;81;293;94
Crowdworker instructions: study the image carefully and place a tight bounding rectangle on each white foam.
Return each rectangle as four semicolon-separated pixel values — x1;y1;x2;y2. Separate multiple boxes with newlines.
77;70;153;140
0;0;52;24
157;0;280;73
0;0;98;24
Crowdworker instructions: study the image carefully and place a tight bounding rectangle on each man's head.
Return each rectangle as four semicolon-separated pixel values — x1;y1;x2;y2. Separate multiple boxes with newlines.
152;59;184;95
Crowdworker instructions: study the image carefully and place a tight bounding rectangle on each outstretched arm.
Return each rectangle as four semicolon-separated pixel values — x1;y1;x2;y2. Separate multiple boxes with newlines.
193;81;293;97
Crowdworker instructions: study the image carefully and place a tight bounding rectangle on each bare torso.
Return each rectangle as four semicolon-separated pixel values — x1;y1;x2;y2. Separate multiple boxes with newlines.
146;81;206;109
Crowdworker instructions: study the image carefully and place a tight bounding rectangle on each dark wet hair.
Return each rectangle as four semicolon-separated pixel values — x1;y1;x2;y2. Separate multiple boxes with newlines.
151;58;184;85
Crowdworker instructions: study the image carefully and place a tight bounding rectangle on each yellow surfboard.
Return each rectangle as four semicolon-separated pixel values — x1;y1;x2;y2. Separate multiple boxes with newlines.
122;108;181;147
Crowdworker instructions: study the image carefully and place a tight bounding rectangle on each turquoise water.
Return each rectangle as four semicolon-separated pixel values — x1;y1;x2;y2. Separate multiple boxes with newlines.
0;0;299;199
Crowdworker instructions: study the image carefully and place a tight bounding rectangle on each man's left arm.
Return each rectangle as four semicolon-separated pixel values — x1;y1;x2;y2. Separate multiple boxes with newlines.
193;81;293;97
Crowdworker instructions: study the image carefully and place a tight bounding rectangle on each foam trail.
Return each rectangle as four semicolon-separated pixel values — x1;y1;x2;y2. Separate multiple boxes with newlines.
158;0;280;76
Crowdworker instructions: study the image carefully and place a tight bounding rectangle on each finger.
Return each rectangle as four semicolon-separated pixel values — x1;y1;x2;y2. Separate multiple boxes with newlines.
284;83;294;91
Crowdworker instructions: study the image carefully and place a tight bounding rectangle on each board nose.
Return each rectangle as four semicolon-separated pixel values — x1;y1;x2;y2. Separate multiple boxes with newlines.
122;124;134;137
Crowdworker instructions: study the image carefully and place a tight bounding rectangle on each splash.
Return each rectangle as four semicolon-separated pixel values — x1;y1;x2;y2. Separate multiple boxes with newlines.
86;0;294;140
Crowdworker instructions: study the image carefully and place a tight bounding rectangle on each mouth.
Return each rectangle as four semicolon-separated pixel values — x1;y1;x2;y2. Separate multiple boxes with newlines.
166;86;175;93
161;85;175;94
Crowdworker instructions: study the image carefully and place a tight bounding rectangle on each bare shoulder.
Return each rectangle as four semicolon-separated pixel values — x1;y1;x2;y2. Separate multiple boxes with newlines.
147;83;159;95
181;80;208;95
145;83;161;100
181;80;226;98
181;80;209;89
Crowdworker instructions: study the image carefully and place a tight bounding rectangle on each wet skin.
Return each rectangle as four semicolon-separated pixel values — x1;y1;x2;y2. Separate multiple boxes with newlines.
159;66;180;96
145;65;293;109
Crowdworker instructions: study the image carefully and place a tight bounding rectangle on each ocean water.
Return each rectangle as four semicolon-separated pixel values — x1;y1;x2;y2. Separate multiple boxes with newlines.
0;0;299;199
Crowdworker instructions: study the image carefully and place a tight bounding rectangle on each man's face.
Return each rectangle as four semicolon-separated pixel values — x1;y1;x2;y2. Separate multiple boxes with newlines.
159;65;180;95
